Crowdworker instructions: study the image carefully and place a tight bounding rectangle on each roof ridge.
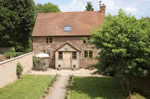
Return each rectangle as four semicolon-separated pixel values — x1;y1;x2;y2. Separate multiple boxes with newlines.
38;11;99;15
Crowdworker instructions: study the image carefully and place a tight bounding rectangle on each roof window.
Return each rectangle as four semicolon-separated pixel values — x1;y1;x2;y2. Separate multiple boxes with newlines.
64;26;71;32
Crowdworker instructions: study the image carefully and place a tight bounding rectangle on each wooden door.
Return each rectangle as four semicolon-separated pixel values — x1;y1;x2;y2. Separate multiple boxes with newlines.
63;52;71;68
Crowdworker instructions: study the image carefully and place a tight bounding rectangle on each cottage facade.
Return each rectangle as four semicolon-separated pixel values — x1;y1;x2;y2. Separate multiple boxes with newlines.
32;5;106;69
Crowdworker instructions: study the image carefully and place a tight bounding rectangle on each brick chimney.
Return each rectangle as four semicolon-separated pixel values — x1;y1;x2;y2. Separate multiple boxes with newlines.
100;4;106;13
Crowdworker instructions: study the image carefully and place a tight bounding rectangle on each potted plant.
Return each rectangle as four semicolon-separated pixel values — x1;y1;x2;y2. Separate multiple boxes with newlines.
16;63;23;79
57;64;61;70
72;65;76;71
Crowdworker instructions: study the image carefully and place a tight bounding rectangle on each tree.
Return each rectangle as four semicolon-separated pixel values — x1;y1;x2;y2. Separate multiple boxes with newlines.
0;0;35;52
91;9;150;77
91;9;150;96
85;1;94;11
35;3;61;13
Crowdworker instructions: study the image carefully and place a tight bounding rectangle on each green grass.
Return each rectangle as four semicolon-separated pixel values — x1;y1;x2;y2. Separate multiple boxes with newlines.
71;77;128;99
71;77;147;99
0;75;53;99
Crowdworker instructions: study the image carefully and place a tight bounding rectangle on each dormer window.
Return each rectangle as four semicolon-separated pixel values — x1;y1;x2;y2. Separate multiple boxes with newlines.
64;26;71;32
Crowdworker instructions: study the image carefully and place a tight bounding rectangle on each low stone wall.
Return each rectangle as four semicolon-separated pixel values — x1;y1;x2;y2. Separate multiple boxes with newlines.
0;52;33;88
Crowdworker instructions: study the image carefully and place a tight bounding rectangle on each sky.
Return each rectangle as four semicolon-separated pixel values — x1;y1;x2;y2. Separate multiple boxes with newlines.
34;0;150;19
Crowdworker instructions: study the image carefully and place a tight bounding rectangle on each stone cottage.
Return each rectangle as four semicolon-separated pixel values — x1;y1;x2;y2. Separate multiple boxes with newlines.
32;4;106;69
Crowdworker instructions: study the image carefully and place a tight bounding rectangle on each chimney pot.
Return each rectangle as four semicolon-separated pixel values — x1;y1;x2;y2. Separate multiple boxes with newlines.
100;4;106;13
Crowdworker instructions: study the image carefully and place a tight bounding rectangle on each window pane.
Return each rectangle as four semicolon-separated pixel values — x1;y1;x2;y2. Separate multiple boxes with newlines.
84;51;88;58
50;38;52;43
46;38;49;43
72;52;77;59
58;52;63;59
89;51;93;58
64;26;71;32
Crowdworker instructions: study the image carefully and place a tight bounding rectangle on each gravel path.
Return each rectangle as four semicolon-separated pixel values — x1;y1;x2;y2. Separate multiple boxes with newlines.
28;68;104;77
46;75;69;99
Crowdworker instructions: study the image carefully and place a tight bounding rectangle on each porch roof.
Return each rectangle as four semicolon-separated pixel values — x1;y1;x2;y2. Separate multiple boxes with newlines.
55;41;81;52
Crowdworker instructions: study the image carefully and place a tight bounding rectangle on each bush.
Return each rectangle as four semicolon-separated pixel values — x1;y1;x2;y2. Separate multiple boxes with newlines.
44;90;48;94
32;56;49;71
4;47;16;58
73;65;76;68
4;52;16;58
64;95;68;99
15;52;24;57
16;63;23;79
32;56;41;70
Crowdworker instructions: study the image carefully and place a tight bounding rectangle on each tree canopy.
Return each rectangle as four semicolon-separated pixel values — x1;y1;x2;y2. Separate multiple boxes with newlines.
91;9;150;77
0;0;35;52
85;1;94;11
35;3;61;13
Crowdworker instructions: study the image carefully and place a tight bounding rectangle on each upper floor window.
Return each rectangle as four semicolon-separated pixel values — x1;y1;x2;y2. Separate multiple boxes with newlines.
46;37;53;44
50;38;52;43
64;26;72;32
72;52;77;59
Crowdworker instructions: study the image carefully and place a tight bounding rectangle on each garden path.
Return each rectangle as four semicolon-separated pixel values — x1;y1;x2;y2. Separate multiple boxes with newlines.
46;75;69;99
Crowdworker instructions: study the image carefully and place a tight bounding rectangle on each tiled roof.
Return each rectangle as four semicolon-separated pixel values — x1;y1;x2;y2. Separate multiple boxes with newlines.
32;11;105;36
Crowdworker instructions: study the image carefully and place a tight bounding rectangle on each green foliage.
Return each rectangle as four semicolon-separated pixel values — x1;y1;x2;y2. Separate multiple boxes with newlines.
4;47;25;58
16;63;23;78
85;1;94;11
44;90;48;94
4;47;16;58
4;52;16;58
91;9;150;77
64;95;68;99
35;3;61;13
73;65;76;68
33;56;40;67
0;0;35;52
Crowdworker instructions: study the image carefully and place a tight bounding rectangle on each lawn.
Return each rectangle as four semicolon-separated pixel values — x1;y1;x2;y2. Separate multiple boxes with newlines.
70;77;146;99
0;75;53;99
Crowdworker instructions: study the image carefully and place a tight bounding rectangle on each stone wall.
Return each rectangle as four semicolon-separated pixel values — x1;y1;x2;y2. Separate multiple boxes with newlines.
0;52;33;88
33;36;99;68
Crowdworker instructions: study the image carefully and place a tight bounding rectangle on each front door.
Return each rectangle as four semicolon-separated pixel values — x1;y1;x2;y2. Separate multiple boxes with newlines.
63;52;71;68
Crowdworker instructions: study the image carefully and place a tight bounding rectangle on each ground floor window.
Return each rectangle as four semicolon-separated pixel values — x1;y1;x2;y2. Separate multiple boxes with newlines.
84;51;88;58
58;52;63;59
72;52;77;59
84;50;93;58
89;51;93;58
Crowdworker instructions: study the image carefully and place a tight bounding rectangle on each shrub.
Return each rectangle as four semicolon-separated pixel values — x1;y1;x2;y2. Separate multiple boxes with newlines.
4;52;16;58
73;65;76;68
58;64;61;68
16;63;23;79
64;95;68;99
66;91;69;95
32;57;49;71
4;47;16;58
10;47;15;52
44;90;48;94
32;56;41;70
42;93;45;97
